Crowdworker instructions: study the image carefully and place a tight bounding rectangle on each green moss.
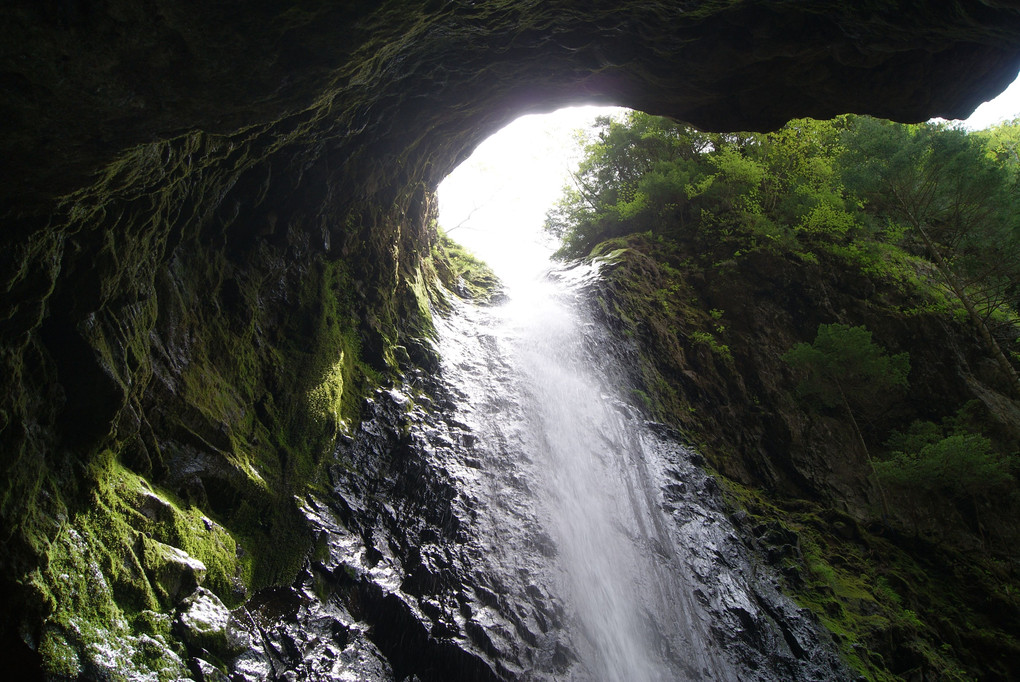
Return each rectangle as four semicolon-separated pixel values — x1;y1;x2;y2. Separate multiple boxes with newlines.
39;627;82;678
431;231;502;303
4;76;458;677
24;455;196;679
132;609;173;638
582;233;738;425
150;245;388;593
718;477;1019;681
303;261;376;441
14;440;264;676
137;491;249;606
408;266;437;337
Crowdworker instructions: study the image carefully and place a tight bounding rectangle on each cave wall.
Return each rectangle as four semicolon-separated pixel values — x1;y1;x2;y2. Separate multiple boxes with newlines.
5;0;1020;212
3;0;1020;676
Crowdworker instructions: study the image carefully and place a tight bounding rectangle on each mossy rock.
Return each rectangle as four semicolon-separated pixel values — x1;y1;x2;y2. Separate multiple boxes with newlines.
175;587;250;659
140;537;208;604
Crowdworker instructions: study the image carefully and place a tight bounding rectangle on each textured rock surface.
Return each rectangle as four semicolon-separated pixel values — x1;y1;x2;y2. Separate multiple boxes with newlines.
143;538;208;603
585;235;1020;678
3;1;1020;213
3;1;1020;678
177;587;250;657
587;242;1014;512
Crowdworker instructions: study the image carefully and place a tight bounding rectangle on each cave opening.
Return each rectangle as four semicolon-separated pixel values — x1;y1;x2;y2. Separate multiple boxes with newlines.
436;105;626;283
4;3;1020;677
434;76;1020;288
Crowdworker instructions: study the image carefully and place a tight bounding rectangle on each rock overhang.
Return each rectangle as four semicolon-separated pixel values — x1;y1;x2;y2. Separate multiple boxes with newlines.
3;1;1020;219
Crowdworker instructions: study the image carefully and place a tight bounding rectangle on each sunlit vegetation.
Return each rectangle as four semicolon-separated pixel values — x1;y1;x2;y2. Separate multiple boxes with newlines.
546;111;1020;680
547;114;1020;348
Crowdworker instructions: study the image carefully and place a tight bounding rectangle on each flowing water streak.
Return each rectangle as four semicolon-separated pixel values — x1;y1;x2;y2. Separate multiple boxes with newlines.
435;258;731;681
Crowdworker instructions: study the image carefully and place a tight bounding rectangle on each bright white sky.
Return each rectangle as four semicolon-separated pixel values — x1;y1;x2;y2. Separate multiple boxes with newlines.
437;74;1020;281
437;105;628;282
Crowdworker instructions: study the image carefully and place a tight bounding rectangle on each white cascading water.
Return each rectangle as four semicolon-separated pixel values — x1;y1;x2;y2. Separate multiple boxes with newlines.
429;109;844;680
434;253;731;680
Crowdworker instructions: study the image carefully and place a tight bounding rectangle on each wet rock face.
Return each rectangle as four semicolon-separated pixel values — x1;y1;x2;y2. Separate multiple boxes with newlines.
225;383;567;682
214;356;852;681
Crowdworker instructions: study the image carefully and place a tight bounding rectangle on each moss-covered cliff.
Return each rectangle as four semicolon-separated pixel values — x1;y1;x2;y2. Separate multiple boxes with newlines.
3;134;443;676
584;234;1018;676
3;1;1020;678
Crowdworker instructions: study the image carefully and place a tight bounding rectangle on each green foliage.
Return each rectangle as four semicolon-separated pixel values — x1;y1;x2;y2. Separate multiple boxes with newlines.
878;406;1016;510
546;112;862;260
547;112;1020;338
544;112;719;256
975;116;1020;182
839;116;1020;326
783;324;909;521
782;323;909;412
430;230;502;303
878;433;1011;495
690;330;732;362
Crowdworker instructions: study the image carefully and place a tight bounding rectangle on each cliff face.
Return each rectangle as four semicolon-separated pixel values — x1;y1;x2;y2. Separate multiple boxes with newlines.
585;233;1020;679
590;239;1016;507
3;1;1020;678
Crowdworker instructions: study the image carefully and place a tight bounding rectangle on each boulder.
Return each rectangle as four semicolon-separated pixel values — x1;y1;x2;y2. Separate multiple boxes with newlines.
177;587;250;658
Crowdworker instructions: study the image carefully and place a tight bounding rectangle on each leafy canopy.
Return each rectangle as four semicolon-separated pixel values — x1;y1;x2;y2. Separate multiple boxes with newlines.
546;112;1020;330
878;414;1015;501
545;112;857;259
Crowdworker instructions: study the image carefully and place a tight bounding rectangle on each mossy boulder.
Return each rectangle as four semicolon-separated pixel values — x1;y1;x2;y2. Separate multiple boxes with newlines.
176;587;250;659
141;538;208;604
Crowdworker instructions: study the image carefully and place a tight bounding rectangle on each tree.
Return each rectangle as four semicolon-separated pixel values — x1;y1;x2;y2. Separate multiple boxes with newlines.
877;417;1015;541
783;323;910;517
839;118;1020;396
783;323;910;410
545;113;854;259
544;112;716;257
976;117;1020;183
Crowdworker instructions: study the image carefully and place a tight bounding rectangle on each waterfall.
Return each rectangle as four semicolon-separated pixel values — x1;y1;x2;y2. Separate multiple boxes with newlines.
434;258;734;681
230;237;852;681
221;110;852;680
289;108;855;680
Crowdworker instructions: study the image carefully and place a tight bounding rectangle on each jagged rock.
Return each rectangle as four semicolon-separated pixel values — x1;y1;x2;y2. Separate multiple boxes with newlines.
136;489;176;524
191;657;232;682
177;588;250;658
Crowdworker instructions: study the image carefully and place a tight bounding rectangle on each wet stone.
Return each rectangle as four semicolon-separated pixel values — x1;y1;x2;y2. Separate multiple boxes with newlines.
191;656;231;682
176;587;250;657
168;264;858;681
